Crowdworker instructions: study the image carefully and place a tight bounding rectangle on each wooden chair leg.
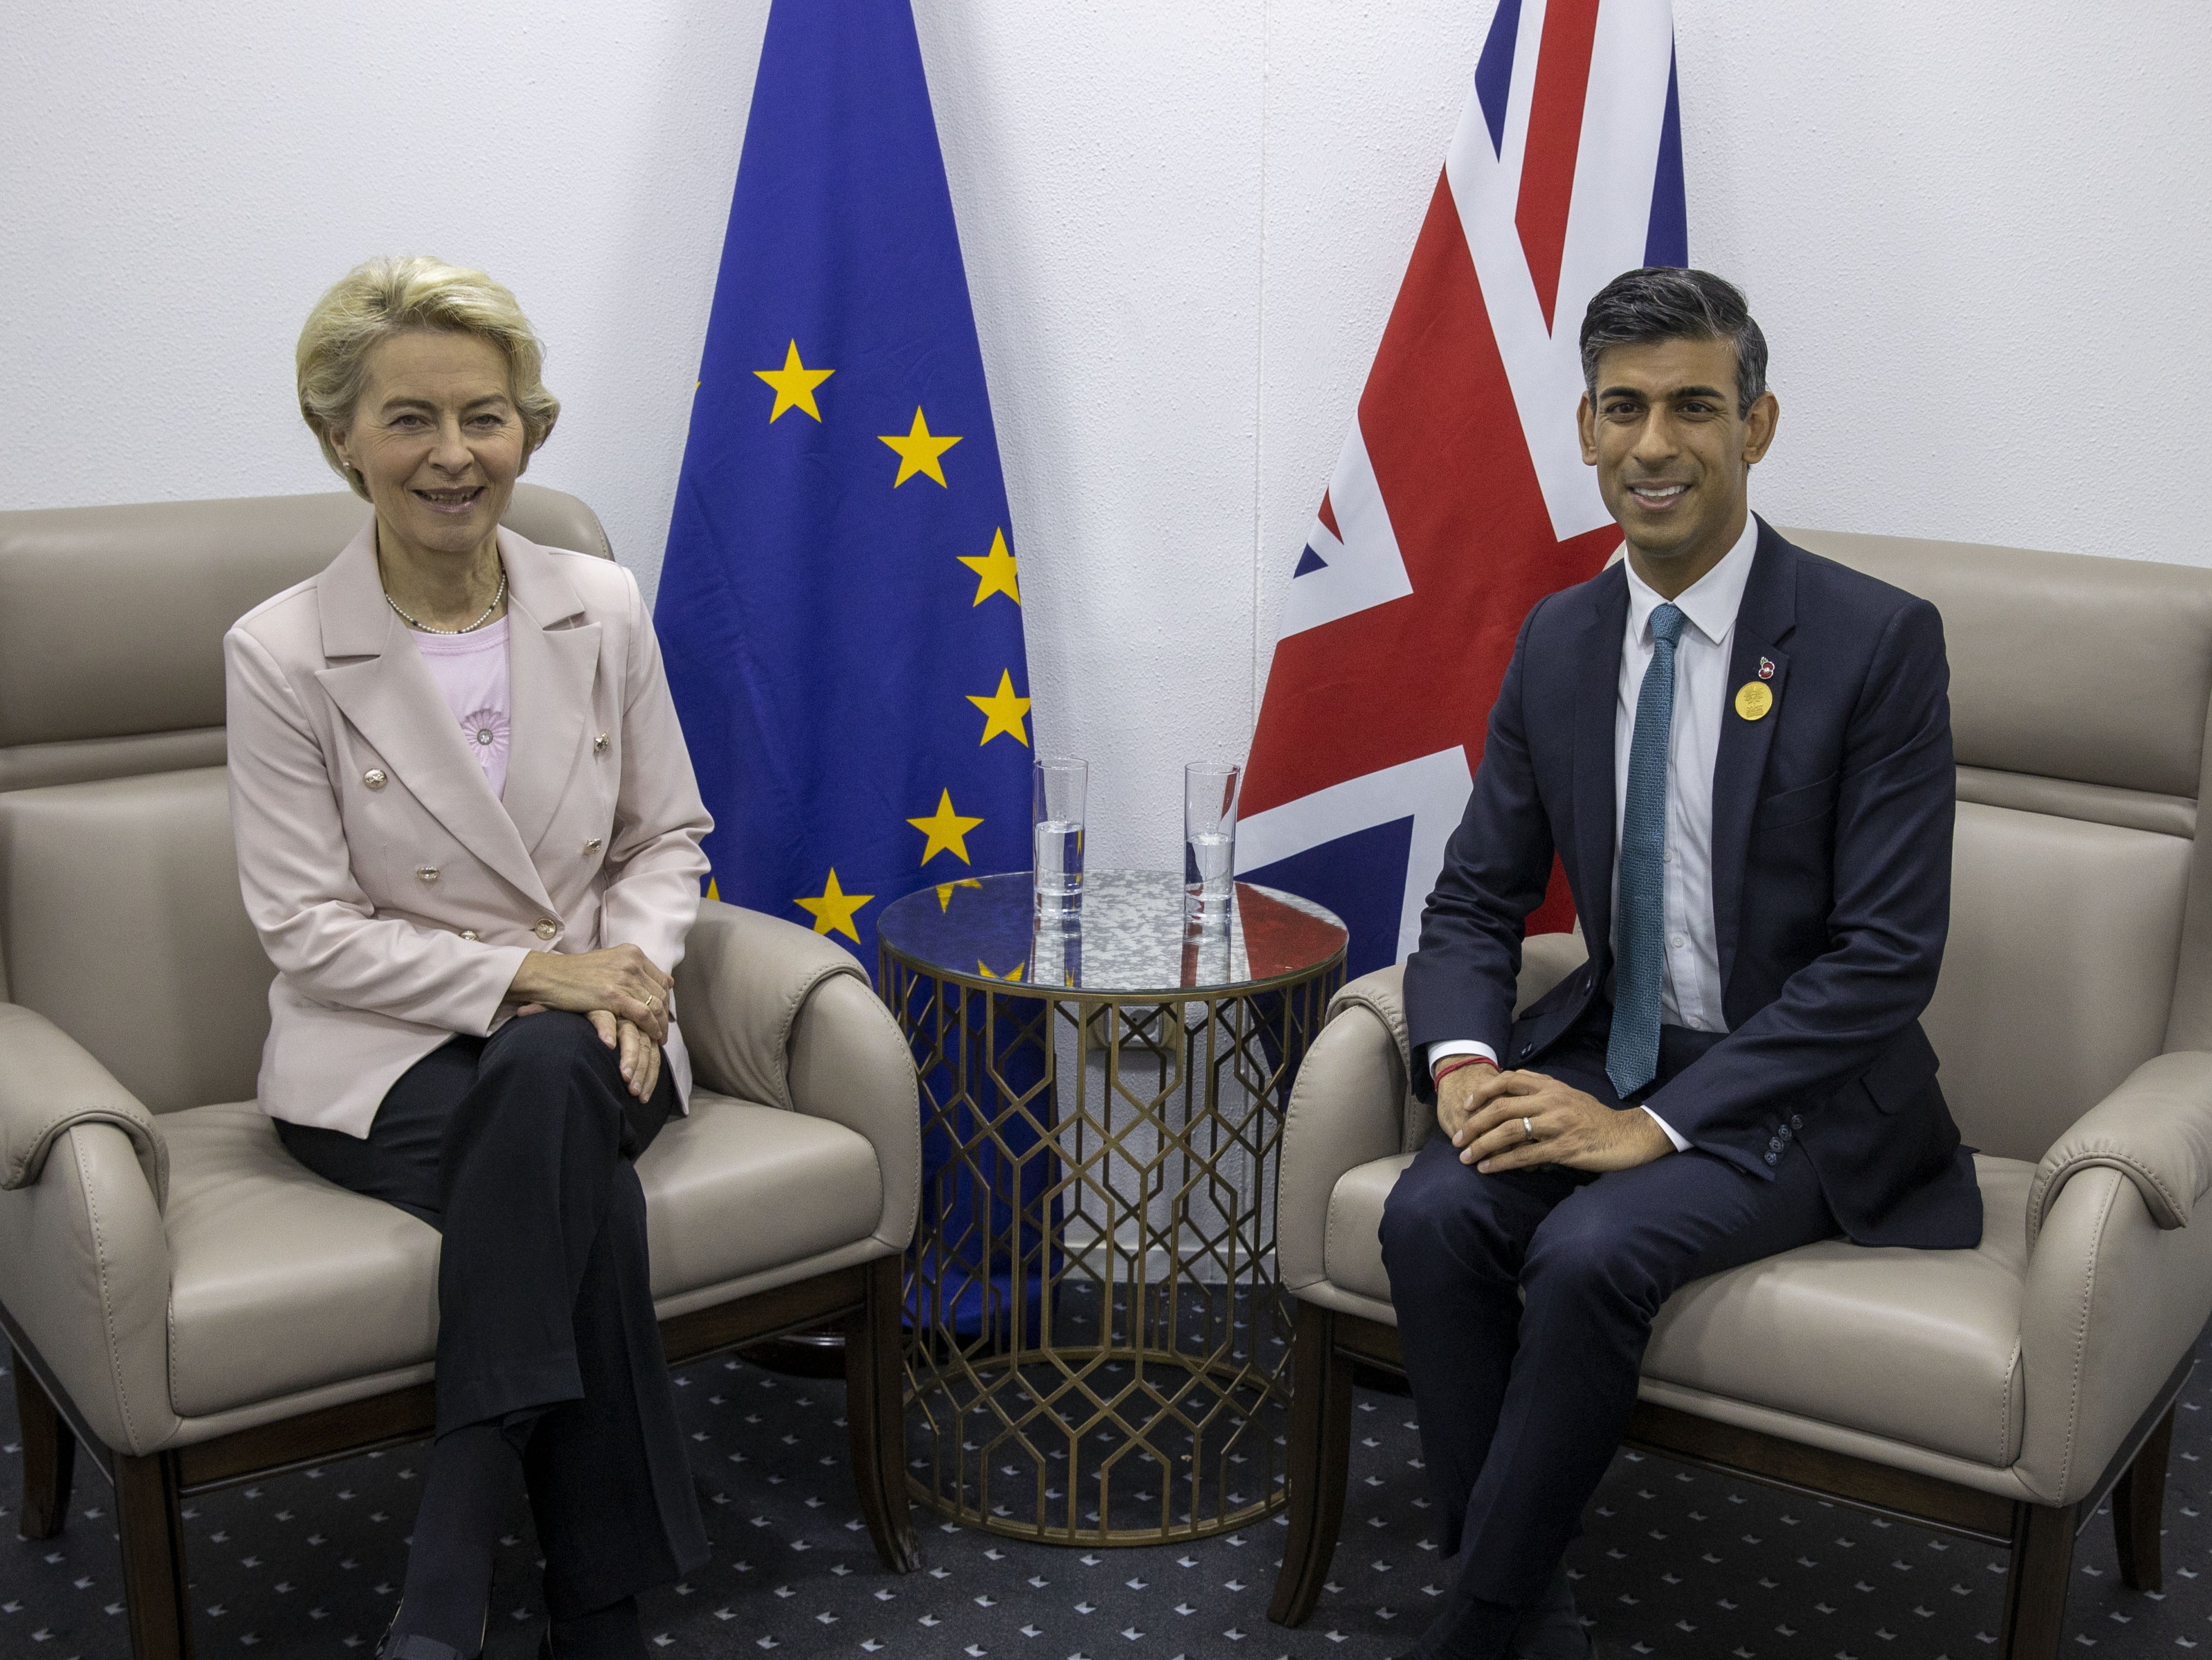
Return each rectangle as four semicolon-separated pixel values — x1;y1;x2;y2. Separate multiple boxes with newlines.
1998;1500;2075;1660
115;1450;192;1660
1267;1299;1356;1628
12;1349;76;1540
843;1253;920;1573
2112;1401;2174;1591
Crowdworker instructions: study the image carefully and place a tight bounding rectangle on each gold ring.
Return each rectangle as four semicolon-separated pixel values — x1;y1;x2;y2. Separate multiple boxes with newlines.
1523;1115;1536;1143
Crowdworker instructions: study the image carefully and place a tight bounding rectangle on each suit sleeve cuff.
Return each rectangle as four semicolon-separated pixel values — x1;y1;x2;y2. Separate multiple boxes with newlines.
1426;1039;1499;1083
1641;1105;1692;1153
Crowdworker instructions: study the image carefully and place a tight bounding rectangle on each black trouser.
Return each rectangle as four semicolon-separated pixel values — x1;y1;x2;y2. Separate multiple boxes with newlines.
1378;1015;1838;1635
280;1011;710;1617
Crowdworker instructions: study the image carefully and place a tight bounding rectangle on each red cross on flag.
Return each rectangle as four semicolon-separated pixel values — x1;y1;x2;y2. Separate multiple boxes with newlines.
1238;0;1687;978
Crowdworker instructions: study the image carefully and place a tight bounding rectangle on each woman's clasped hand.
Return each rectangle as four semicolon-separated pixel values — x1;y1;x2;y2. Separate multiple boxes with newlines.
507;944;674;1100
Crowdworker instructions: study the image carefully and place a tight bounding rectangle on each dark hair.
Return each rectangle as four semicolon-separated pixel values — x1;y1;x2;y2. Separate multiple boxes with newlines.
1579;268;1768;417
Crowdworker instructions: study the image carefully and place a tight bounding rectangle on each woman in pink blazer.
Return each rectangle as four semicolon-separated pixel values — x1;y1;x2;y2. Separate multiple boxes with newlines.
225;257;712;1660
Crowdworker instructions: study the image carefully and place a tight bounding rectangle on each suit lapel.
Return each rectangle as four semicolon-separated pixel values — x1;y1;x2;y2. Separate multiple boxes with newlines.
313;526;555;912
1569;566;1628;973
496;529;601;859
1709;518;1798;990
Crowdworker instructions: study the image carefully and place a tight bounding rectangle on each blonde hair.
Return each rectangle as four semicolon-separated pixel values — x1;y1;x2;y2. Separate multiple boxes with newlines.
296;256;561;499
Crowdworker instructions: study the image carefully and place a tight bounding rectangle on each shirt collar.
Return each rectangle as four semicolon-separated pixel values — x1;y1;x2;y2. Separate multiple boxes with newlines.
1622;513;1760;648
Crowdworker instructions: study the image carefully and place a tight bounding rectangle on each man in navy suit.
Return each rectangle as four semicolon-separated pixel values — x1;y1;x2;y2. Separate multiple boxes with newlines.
1380;268;1982;1660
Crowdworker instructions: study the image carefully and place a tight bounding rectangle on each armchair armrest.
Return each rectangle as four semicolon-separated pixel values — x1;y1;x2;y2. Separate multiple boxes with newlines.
674;901;920;1252
0;1119;180;1457
1280;967;1410;1295
787;974;922;1253
675;900;875;1109
1277;934;1596;1297
1325;931;1592;1151
0;1003;167;1208
2012;1052;2212;1504
2028;1050;2212;1246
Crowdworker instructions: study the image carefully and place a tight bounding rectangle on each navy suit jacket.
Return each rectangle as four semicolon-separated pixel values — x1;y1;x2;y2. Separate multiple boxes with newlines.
1403;519;1982;1250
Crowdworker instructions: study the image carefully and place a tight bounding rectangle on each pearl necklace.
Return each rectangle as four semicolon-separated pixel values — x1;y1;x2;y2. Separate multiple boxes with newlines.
386;568;508;635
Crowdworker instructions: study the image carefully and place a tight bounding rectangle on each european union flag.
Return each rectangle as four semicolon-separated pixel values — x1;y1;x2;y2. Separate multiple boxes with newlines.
657;0;1047;1343
657;0;1033;967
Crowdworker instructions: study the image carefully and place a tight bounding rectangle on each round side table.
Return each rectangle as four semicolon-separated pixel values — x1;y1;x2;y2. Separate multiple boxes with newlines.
878;869;1347;1545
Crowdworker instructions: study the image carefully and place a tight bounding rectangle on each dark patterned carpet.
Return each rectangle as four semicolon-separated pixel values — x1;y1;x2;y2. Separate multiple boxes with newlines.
3;1320;2207;1658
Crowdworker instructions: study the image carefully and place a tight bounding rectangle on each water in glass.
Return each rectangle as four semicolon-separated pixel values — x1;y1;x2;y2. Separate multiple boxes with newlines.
1183;759;1242;924
1185;829;1233;914
1035;819;1084;917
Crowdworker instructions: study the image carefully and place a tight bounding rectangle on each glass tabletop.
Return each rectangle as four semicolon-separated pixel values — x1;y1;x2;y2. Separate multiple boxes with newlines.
876;870;1348;996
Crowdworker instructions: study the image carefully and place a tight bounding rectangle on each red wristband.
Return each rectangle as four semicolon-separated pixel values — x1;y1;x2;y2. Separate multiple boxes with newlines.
1432;1055;1497;1087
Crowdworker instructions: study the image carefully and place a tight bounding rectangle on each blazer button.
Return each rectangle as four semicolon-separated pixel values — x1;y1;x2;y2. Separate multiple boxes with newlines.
593;732;610;754
1764;1152;1778;1166
459;929;480;942
363;768;387;790
416;866;439;883
584;836;603;853
534;919;558;940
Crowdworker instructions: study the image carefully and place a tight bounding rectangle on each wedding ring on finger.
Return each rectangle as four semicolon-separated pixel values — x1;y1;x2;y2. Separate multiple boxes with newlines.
1523;1115;1536;1143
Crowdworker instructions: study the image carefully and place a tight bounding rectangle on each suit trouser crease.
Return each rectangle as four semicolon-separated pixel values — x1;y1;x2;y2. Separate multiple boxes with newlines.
1379;1020;1838;1620
278;1012;711;1616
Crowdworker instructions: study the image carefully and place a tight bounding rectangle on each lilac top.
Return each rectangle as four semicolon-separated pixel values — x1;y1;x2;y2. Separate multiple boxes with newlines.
413;618;512;798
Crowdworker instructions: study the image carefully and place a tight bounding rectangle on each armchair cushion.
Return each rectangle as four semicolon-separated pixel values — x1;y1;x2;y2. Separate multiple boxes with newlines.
0;1002;167;1205
2029;1050;2212;1244
1641;1154;2033;1468
162;1091;885;1420
164;1102;437;1418
639;1088;884;1301
1321;1152;2035;1469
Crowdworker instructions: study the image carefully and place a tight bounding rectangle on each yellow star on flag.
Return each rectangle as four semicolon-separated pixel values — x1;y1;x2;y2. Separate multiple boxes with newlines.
705;876;720;901
976;959;1026;981
879;406;962;487
966;670;1032;747
933;878;982;911
753;340;835;423
907;789;985;865
794;868;873;944
958;527;1021;607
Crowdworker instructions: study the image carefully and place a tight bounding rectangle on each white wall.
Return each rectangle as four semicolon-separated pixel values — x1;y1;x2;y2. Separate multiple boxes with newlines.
5;0;2208;872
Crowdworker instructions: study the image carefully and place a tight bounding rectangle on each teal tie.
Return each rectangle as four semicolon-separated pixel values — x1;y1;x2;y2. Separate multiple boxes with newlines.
1606;602;1687;1099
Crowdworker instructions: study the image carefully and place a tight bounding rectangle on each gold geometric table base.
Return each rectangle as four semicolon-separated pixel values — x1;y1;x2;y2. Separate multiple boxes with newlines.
883;902;1343;1547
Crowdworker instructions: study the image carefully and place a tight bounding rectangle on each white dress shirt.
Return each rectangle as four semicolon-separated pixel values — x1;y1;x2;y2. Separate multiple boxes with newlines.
1429;514;1762;1151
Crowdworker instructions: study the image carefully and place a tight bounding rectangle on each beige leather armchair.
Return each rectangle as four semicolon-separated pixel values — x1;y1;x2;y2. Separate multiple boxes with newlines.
1266;528;2212;1660
0;487;923;1660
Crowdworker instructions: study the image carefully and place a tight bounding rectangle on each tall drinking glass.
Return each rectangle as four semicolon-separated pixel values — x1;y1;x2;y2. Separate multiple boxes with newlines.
1033;757;1088;920
1184;760;1241;924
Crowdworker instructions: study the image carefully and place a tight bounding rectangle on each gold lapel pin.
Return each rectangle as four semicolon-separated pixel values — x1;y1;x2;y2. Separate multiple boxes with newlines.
1735;681;1774;721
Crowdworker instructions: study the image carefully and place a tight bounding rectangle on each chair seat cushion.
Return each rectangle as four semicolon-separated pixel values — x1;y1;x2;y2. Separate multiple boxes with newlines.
164;1089;883;1419
1322;1150;2030;1469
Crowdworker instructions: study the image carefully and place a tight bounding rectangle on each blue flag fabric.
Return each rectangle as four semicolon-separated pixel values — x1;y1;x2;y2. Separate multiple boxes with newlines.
657;0;1033;967
657;0;1049;1344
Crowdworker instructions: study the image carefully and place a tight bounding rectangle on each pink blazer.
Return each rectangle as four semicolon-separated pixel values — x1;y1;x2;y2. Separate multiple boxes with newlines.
225;523;713;1136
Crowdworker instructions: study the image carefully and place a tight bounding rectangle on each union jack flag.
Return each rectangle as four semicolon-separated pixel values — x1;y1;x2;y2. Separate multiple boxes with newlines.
1239;0;1687;977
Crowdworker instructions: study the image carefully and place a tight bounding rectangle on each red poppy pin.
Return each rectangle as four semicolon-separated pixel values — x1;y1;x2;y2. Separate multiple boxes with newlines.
1758;657;1776;681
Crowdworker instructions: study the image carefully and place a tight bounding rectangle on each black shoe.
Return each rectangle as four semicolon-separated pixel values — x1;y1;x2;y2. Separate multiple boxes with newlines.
1506;1565;1590;1659
376;1604;486;1660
